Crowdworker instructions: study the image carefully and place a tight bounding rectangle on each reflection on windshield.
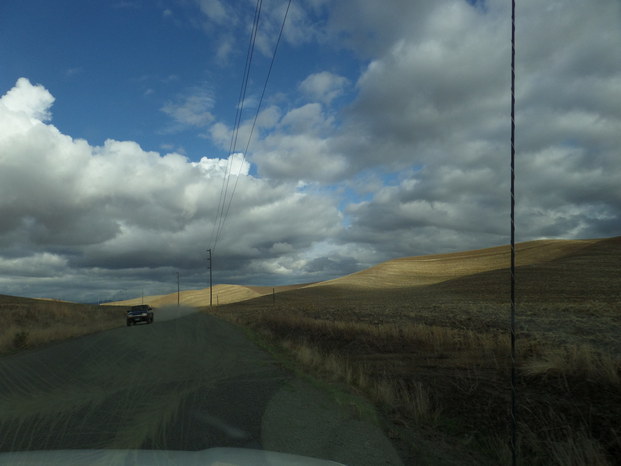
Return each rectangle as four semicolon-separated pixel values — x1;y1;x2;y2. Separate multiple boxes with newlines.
1;0;620;465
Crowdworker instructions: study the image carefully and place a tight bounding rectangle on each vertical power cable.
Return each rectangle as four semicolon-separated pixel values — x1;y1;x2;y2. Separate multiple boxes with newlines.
210;0;263;253
212;0;292;252
510;0;517;464
220;0;293;231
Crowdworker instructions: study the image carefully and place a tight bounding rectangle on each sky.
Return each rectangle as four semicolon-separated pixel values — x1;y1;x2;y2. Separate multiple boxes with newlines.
0;0;620;303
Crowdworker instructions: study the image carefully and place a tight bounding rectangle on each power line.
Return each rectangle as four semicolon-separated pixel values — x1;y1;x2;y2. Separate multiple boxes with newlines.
211;0;292;252
207;249;213;308
242;0;292;159
210;0;264;253
510;0;517;464
220;0;293;235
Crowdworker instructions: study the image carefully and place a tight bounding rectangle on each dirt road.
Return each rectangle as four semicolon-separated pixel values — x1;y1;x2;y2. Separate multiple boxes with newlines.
0;308;402;465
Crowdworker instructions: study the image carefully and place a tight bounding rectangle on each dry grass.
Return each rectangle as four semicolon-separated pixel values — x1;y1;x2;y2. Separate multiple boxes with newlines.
219;308;620;464
4;236;617;462
0;295;125;355
231;309;513;366
209;236;621;464
523;344;621;387
279;336;441;426
516;409;619;466
547;429;611;466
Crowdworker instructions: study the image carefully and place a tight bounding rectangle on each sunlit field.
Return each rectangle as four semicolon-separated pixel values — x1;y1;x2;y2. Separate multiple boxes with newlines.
207;236;621;465
110;283;306;308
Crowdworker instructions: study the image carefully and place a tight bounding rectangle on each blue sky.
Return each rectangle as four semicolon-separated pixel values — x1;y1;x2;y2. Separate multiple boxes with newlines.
1;0;620;302
0;0;364;162
2;0;318;157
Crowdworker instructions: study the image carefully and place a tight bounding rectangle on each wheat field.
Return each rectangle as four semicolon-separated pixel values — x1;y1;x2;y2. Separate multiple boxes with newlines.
209;236;621;465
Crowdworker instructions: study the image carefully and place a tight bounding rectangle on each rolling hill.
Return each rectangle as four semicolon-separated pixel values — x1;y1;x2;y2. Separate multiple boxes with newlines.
305;236;621;306
110;236;620;311
109;283;308;308
311;238;600;288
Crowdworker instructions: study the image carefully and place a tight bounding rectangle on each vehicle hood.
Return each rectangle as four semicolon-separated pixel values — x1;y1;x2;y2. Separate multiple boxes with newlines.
0;447;345;465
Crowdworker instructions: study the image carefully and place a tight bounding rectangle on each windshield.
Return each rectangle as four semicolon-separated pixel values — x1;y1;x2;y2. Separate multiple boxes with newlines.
0;1;619;465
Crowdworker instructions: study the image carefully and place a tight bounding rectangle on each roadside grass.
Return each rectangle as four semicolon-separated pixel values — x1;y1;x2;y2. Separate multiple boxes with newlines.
523;343;621;387
213;306;621;465
278;337;441;426
228;316;384;429
0;297;125;355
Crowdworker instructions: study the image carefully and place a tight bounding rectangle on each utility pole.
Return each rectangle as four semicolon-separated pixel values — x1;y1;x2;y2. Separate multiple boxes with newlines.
207;249;213;308
177;272;180;307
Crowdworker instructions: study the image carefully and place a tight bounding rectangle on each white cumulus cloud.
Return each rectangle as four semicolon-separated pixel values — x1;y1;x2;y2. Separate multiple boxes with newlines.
0;78;344;301
0;77;55;122
161;86;215;128
299;71;349;104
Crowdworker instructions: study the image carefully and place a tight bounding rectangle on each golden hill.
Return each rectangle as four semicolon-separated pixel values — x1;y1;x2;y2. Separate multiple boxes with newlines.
217;236;621;328
215;237;621;465
218;235;620;365
311;238;599;289
109;283;308;308
109;236;620;309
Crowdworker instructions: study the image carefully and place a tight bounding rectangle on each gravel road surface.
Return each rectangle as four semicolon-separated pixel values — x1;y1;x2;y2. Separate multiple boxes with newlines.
0;308;403;465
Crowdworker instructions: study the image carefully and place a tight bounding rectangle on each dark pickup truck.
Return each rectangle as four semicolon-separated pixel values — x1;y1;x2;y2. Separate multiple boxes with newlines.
126;305;154;326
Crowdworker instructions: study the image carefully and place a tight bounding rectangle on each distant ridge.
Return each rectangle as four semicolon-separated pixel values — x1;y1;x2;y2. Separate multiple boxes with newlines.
107;283;308;308
311;238;600;289
106;236;619;307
